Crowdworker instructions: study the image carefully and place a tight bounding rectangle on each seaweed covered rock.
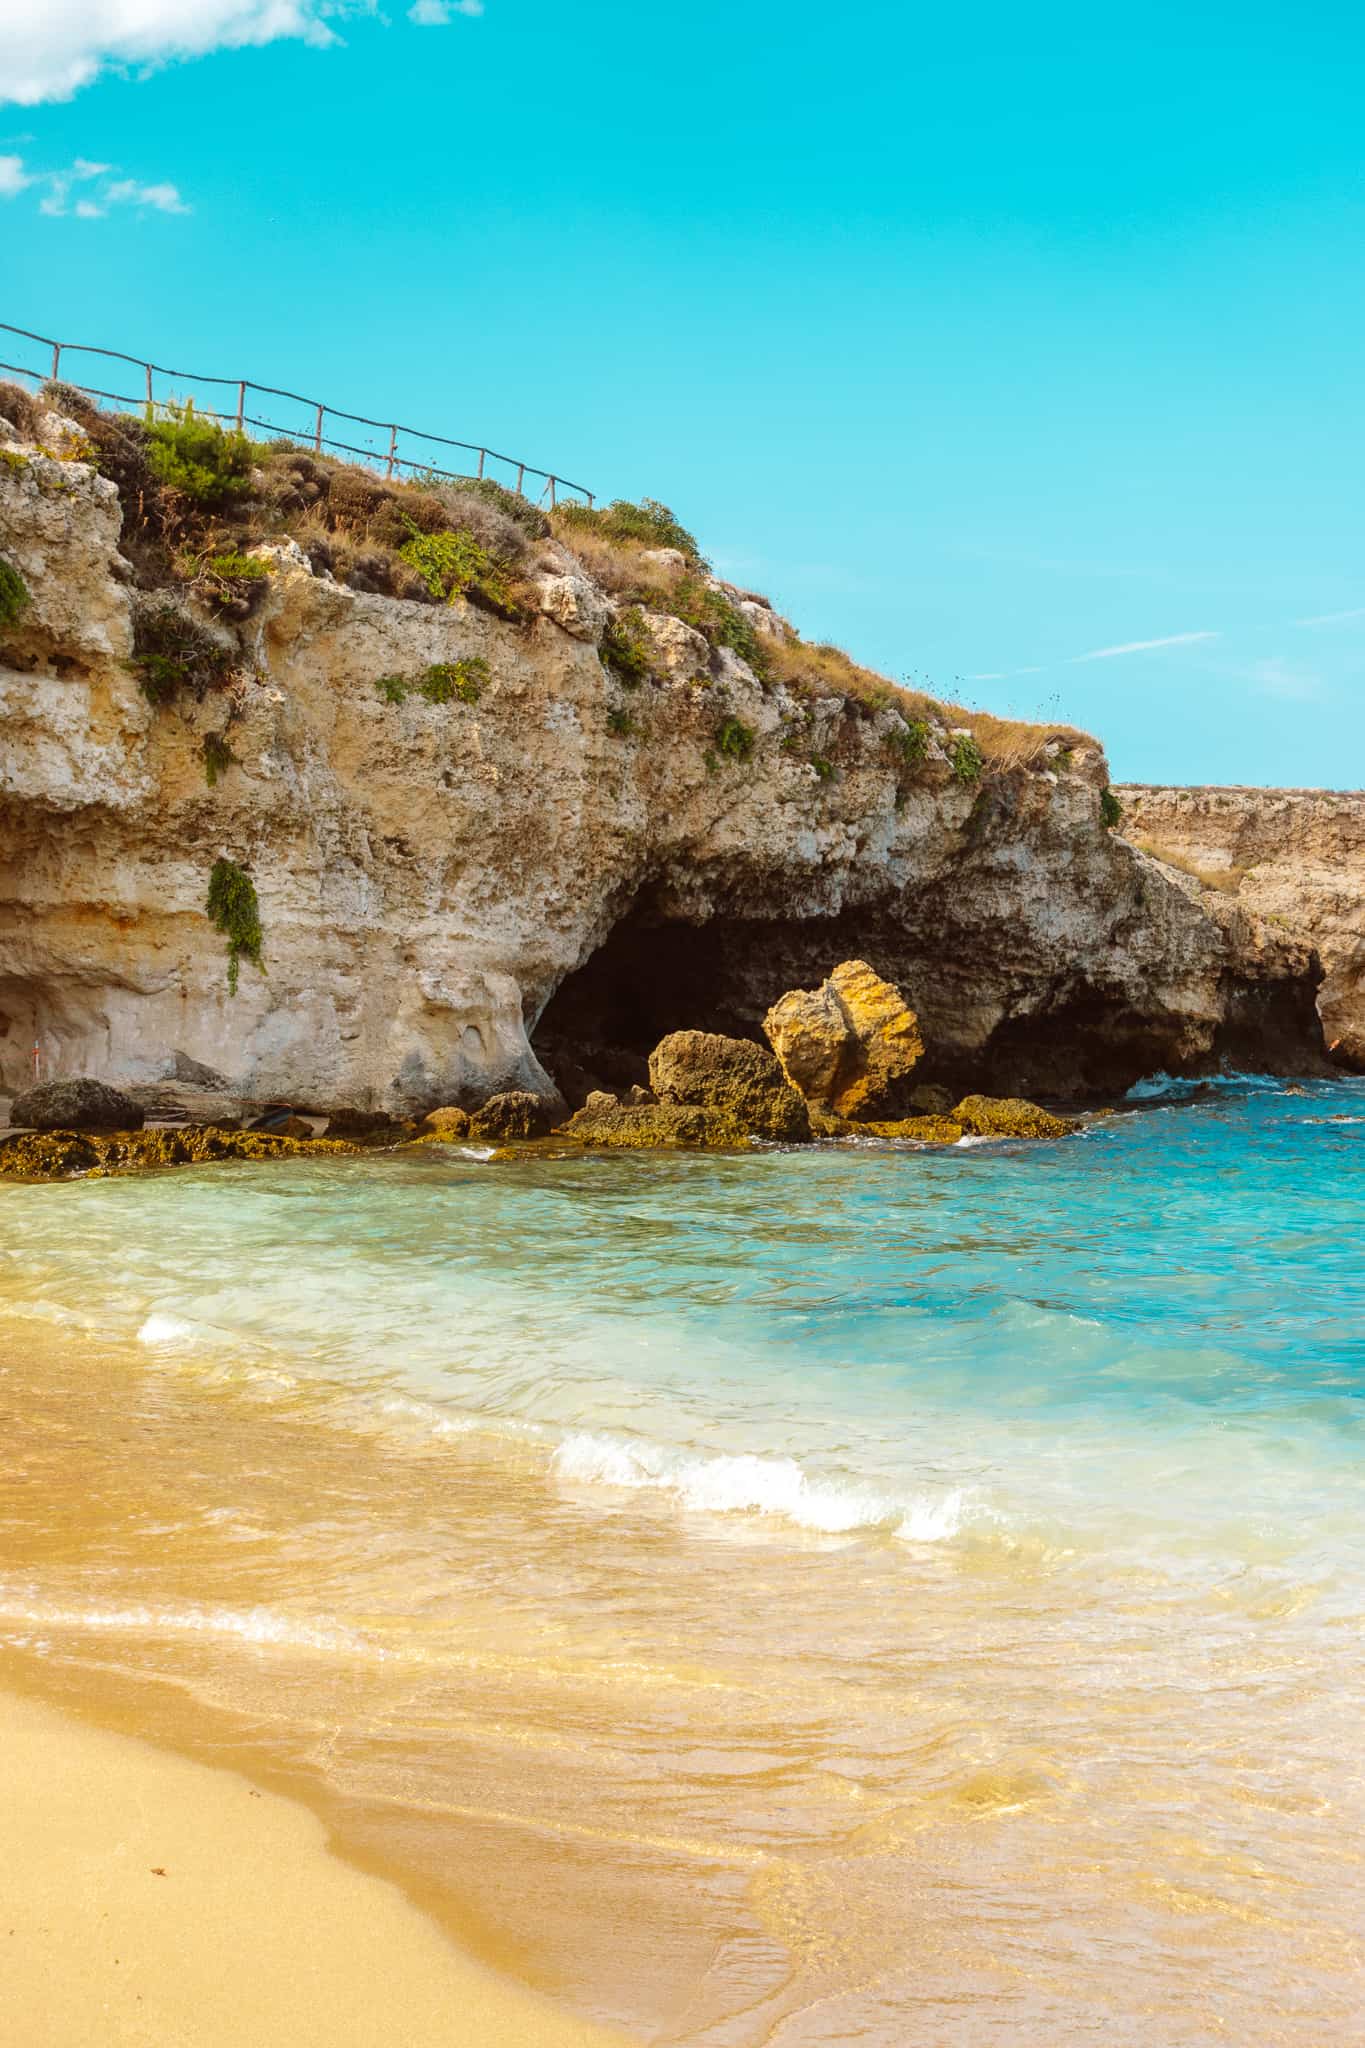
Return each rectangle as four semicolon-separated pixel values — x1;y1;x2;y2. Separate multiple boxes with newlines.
0;1124;359;1180
647;1031;810;1142
469;1091;555;1141
421;1105;472;1139
763;960;923;1120
558;1101;756;1149
10;1078;146;1131
854;1115;965;1144
951;1095;1074;1140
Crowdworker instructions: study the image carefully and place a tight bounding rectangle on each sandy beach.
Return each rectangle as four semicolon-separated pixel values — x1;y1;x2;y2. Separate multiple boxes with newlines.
0;1687;630;2048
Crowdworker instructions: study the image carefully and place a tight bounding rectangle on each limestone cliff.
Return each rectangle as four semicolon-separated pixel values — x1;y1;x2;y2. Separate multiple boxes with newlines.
0;406;1327;1113
1118;785;1365;1070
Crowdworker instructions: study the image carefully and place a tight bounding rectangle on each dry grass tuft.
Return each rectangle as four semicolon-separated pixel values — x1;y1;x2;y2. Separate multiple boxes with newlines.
1134;842;1247;893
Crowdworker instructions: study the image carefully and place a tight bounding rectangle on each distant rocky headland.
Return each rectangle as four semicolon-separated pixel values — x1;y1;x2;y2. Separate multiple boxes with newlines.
1;382;1356;1142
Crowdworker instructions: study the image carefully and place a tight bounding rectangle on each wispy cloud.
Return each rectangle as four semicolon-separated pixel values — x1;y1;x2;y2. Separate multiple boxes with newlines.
5;153;189;217
967;665;1042;682
1069;631;1219;663
409;0;483;22
2;1;483;107
1294;606;1365;628
1241;657;1324;703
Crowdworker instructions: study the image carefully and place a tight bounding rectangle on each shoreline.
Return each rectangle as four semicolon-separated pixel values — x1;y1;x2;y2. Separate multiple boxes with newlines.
0;1684;632;2048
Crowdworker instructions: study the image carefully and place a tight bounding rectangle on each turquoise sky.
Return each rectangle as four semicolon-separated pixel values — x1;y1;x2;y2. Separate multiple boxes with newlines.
3;1;1362;785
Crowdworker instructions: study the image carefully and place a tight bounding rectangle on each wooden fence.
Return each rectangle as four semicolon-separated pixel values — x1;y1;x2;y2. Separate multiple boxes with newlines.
0;319;594;508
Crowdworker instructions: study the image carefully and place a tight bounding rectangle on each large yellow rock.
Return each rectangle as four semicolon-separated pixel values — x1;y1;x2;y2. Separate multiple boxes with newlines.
763;960;924;1119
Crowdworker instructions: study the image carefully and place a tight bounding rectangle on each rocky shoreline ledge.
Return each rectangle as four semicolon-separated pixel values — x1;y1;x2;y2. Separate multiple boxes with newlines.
2;962;1075;1180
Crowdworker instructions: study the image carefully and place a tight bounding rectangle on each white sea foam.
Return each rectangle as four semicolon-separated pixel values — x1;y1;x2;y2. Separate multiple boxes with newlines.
552;1432;970;1540
0;1591;373;1656
137;1312;198;1345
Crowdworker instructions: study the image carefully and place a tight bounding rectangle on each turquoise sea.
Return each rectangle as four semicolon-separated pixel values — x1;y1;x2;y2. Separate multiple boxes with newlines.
2;1073;1363;2042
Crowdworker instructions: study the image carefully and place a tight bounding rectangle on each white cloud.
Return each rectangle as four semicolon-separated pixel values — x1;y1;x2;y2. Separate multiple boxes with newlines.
409;0;483;21
1;0;482;105
1070;630;1219;663
1244;657;1323;703
3;153;190;217
1295;606;1365;627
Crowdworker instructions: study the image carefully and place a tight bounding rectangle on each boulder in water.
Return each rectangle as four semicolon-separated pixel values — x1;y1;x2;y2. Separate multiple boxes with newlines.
763;960;923;1120
421;1105;472;1140
10;1077;145;1131
647;1031;810;1142
951;1094;1073;1140
469;1091;554;1141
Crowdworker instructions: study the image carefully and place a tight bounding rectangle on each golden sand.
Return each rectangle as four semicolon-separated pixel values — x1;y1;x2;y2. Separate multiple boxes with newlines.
0;1688;631;2048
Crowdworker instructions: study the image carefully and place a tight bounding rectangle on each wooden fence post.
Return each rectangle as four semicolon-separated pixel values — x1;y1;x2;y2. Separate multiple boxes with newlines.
386;426;397;479
236;382;246;433
49;343;61;381
313;403;324;454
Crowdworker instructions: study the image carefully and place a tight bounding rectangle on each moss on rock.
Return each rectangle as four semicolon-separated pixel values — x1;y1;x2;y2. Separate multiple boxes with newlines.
950;1094;1074;1139
0;1124;359;1182
557;1101;758;1149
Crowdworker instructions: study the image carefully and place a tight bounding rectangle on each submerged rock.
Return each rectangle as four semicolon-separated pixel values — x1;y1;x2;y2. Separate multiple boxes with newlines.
647;1031;811;1142
950;1094;1074;1140
10;1077;145;1131
854;1115;965;1144
0;1124;359;1181
469;1091;555;1141
557;1101;758;1150
763;960;924;1120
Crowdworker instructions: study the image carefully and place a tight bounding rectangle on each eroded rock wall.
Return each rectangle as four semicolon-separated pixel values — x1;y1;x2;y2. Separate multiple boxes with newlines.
1118;785;1365;1069
0;416;1327;1112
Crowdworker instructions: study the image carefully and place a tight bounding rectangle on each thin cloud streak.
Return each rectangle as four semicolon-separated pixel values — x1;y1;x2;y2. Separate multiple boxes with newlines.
1295;607;1365;627
1070;631;1219;663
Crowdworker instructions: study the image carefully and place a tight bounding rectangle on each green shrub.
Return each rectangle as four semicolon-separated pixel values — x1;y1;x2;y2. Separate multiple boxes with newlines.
205;550;268;581
416;658;488;705
375;657;489;706
436;473;549;540
145;401;255;511
606;706;635;738
202;732;235;787
128;595;235;704
949;733;983;784
661;575;767;675
810;753;835;782
206;858;263;996
715;715;755;763
558;497;701;562
888;718;929;768
601;606;654;687
1100;785;1123;829
398;526;519;617
0;555;29;631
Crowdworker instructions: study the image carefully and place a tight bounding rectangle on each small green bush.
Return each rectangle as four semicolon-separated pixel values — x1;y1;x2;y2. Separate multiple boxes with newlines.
606;706;635;738
202;732;235;787
416;657;489;705
206;858;263;996
205;550;268;581
715;715;755;763
888;718;929;768
558;497;701;562
146;401;255;511
661;575;767;676
437;473;549;540
810;753;835;782
601;606;654;687
377;674;409;704
1100;785;1123;829
0;555;30;631
128;596;235;705
398;526;519;617
949;733;983;784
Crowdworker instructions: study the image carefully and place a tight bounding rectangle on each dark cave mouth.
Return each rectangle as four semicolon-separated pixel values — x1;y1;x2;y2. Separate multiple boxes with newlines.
530;905;1332;1110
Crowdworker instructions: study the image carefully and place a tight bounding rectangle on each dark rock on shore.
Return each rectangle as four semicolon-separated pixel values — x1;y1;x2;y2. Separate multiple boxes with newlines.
0;1124;359;1181
10;1078;145;1131
470;1091;556;1141
647;1031;811;1142
558;1101;760;1149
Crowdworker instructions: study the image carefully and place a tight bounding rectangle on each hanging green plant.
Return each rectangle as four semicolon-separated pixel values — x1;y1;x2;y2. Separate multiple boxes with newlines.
206;858;263;995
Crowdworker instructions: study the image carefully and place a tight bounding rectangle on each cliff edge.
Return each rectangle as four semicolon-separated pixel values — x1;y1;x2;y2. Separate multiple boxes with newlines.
0;392;1327;1114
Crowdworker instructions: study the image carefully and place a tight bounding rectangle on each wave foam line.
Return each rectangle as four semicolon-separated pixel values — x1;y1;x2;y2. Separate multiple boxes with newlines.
0;1592;377;1657
551;1433;970;1542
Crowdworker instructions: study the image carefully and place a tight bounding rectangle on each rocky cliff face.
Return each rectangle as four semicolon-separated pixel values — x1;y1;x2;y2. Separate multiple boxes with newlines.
0;406;1328;1113
1118;785;1365;1070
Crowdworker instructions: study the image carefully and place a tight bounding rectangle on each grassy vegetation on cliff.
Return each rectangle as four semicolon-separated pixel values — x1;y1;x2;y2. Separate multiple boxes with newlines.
206;858;263;995
0;554;29;630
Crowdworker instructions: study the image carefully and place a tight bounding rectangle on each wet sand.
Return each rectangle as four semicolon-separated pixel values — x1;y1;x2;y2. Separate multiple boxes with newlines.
0;1687;631;2048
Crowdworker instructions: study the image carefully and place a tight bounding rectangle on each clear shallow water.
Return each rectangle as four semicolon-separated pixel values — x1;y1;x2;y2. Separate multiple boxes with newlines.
2;1076;1363;2041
